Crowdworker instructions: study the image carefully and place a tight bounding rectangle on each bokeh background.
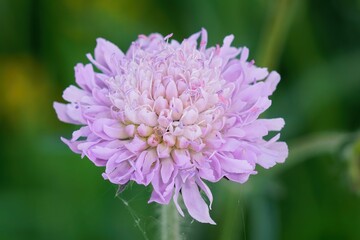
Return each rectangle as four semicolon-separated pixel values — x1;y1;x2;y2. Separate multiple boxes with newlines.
1;0;360;239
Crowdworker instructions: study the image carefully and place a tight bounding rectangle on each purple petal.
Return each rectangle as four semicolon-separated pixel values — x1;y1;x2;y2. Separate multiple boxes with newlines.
257;118;285;131
65;104;86;124
92;88;111;106
220;35;241;67
74;63;96;91
82;105;111;122
263;71;280;95
149;168;175;204
242;123;268;139
86;53;111;75
54;102;72;123
216;153;254;174
105;151;135;184
92;38;124;75
70;126;90;141
61;137;81;154
173;177;185;217
161;158;175;183
182;179;215;224
90;118;115;140
222;63;242;82
90;146;119;159
62;85;88;102
53;102;82;124
125;135;148;154
141;149;158;174
134;149;158;185
103;122;129;140
240;47;249;62
196;178;213;209
257;141;288;168
226;172;254;183
200;28;208;51
221;138;242;151
171;149;191;166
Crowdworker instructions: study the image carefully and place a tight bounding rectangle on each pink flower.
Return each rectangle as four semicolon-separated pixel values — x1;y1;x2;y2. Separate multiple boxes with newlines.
54;29;288;224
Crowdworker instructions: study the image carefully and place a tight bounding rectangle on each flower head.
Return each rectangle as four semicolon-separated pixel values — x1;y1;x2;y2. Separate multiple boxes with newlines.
54;29;288;224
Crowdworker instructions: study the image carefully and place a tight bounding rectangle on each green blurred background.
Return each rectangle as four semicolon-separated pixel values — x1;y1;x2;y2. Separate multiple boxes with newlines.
1;0;360;239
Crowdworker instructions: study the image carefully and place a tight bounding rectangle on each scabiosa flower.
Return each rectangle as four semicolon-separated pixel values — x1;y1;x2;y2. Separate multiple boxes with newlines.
54;29;288;224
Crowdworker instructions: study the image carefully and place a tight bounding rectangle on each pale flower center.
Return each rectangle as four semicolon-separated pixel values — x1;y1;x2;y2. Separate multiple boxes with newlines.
108;41;233;161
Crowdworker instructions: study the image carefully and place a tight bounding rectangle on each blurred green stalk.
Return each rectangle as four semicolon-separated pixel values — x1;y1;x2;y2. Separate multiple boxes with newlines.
256;0;300;68
160;202;181;240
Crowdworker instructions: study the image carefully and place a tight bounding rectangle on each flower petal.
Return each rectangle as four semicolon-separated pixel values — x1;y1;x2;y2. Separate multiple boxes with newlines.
62;85;88;102
161;158;175;183
173;177;185;217
257;141;288;168
216;153;254;174
54;102;73;123
182;179;215;224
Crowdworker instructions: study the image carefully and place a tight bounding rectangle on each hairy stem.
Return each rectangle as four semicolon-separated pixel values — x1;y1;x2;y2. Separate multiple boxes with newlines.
160;202;181;240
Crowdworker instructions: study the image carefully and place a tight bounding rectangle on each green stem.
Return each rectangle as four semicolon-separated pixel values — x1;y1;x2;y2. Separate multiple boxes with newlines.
160;202;181;240
256;0;301;68
218;182;246;240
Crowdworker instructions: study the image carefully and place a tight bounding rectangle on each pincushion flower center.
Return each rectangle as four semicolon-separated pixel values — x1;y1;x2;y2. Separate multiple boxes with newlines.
108;43;227;158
